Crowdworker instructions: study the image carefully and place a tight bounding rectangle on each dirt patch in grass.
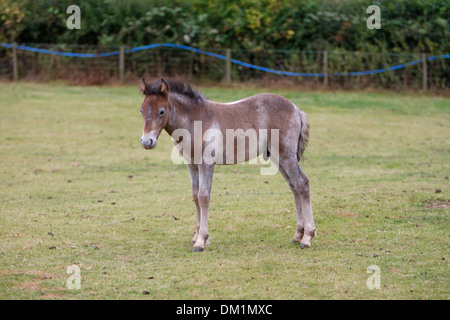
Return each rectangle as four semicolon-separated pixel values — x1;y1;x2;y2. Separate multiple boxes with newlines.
13;281;45;291
2;269;67;299
423;199;450;209
332;211;359;217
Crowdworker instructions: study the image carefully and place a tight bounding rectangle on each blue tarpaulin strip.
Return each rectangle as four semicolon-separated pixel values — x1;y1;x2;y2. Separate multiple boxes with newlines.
1;43;449;77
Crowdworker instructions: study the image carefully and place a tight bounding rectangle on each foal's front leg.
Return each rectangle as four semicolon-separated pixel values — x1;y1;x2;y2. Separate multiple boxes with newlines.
192;163;215;252
187;165;200;245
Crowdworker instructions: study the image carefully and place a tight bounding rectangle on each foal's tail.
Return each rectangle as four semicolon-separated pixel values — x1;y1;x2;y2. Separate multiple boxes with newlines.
297;109;310;161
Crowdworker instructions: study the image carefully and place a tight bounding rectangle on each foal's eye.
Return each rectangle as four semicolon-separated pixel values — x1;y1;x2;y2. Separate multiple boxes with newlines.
158;108;166;116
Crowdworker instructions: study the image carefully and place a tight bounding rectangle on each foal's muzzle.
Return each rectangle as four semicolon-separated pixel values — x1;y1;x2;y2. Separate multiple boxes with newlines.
141;136;157;149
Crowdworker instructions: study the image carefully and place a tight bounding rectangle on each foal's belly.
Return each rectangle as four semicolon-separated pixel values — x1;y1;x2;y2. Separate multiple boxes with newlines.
202;127;271;165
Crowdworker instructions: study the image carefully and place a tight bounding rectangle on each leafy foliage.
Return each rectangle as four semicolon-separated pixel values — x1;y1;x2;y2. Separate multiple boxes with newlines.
9;0;449;54
0;0;26;41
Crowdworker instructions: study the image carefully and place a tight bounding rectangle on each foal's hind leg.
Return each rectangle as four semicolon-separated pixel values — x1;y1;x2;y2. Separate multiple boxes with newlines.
279;157;316;248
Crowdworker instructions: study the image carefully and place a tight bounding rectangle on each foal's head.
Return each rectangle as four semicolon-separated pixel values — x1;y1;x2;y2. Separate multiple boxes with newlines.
139;78;170;149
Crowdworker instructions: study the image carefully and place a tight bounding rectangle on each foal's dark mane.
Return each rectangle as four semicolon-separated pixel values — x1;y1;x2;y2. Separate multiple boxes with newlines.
145;79;205;102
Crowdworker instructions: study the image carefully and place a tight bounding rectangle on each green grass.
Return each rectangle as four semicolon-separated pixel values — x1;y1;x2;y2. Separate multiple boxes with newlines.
0;83;448;299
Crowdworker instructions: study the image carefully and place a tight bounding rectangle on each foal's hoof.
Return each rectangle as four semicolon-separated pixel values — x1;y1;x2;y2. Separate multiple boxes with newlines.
190;241;195;246
192;247;204;252
299;243;311;249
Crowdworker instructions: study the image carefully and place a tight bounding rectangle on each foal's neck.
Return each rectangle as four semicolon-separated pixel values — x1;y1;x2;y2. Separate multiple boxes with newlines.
164;93;205;136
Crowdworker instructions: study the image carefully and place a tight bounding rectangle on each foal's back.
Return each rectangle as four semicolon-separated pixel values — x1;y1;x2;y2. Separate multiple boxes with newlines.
206;93;300;131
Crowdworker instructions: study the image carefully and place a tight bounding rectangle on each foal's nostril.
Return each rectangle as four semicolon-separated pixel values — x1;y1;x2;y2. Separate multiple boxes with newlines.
141;137;155;149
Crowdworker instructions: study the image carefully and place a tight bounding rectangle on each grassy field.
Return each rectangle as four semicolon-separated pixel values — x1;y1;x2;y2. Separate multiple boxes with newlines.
0;82;448;300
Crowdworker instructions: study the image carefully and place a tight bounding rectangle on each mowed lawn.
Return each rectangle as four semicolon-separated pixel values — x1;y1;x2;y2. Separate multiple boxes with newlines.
0;82;448;300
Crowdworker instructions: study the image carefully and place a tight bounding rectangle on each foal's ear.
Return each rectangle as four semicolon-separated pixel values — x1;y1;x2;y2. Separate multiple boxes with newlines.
160;78;169;97
140;78;147;95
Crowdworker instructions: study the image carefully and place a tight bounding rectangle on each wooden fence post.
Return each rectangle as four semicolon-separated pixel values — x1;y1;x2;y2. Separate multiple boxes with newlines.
12;43;18;81
119;45;125;83
422;53;427;91
188;51;194;80
225;48;231;84
323;50;328;90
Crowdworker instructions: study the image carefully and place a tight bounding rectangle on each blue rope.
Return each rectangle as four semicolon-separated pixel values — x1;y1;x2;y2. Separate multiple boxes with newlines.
1;42;449;77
